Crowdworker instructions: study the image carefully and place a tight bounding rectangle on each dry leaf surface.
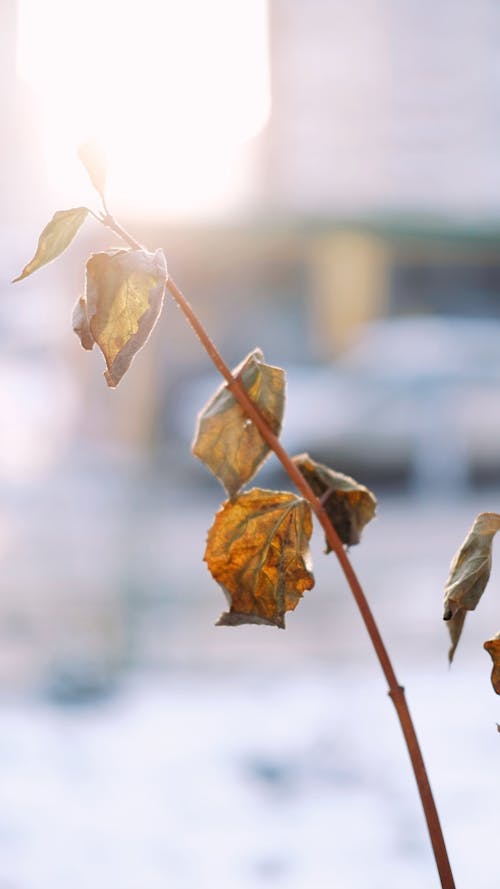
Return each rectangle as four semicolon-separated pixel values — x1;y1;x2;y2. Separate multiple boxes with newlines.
443;512;500;663
205;488;314;628
192;349;285;495
292;453;376;550
484;634;500;694
74;248;167;387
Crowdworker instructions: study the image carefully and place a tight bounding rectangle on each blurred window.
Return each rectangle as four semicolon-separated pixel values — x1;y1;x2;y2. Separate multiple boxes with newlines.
390;262;500;317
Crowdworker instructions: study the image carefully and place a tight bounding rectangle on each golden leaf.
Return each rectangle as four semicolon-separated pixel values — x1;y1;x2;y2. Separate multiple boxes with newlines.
192;349;285;496
292;452;376;551
78;248;167;387
205;488;314;628
484;634;500;694
13;207;89;282
443;512;500;663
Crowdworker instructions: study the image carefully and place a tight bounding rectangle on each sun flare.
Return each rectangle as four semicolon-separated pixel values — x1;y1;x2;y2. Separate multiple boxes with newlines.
17;0;270;219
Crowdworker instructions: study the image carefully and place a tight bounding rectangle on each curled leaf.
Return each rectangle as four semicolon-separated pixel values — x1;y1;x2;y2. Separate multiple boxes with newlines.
72;296;94;351
205;488;314;628
443;512;500;663
192;349;285;496
78;248;167;387
292;452;376;551
13;207;89;282
78;140;107;199
484;634;500;694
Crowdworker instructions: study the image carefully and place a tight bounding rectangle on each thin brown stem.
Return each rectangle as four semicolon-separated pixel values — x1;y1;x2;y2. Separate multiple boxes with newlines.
100;212;455;888
166;275;455;889
101;213;144;251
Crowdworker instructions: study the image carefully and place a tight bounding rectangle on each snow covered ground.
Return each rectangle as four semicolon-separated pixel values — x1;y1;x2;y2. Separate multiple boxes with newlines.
0;664;497;889
0;487;499;889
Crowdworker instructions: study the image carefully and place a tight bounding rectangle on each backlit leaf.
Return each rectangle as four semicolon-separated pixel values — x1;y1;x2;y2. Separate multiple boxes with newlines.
443;512;500;663
292;452;376;551
192;349;285;496
205;488;314;628
13;207;89;282
78;140;107;199
72;296;94;351
484;634;500;694
77;248;167;387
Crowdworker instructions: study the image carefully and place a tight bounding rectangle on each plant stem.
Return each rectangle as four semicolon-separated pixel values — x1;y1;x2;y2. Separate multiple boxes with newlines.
166;275;456;889
100;213;144;251
100;214;455;888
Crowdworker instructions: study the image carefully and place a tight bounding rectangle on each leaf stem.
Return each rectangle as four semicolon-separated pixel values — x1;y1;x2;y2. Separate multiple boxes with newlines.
100;212;144;251
166;274;455;889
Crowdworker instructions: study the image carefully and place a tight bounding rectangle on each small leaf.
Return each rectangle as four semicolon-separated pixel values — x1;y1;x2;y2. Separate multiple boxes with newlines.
484;634;500;694
192;349;285;496
443;512;500;663
205;488;314;628
292;452;376;551
82;248;167;387
78;140;107;199
13;207;89;282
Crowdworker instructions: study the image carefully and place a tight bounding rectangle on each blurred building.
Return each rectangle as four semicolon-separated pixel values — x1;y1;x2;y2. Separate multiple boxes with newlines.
136;0;500;363
265;0;500;217
259;0;500;350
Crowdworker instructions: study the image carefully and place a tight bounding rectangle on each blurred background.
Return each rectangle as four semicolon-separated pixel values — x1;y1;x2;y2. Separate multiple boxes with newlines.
1;1;500;887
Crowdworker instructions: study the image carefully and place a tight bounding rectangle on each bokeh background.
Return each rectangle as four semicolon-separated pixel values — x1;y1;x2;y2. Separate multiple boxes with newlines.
1;1;500;887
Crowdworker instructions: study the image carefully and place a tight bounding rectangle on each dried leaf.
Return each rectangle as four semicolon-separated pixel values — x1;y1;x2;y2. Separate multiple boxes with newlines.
78;140;107;199
13;208;89;282
72;296;94;351
192;349;285;496
484;634;500;694
205;488;314;628
443;512;500;663
292;452;376;551
80;248;167;387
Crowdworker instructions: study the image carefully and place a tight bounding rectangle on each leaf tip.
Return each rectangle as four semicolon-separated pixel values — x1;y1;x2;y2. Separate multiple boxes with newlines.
104;370;119;389
78;140;107;198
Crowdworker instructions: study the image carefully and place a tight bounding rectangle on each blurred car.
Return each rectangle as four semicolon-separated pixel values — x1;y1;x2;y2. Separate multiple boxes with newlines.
283;316;500;488
168;316;500;490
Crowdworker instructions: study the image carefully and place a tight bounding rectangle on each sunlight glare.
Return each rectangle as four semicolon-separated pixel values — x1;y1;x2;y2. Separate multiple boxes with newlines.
17;0;270;219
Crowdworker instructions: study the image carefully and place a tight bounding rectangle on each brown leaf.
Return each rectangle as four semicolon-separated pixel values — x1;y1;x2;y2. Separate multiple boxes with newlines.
192;349;285;496
443;512;500;663
13;207;89;282
292;452;376;551
81;248;167;387
205;488;314;628
484;634;500;694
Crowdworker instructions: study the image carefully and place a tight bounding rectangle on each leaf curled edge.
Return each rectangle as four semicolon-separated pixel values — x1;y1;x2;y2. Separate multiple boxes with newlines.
292;453;376;551
443;512;500;663
192;349;285;496
81;248;167;387
72;296;94;351
205;488;314;628
484;634;500;694
13;207;89;282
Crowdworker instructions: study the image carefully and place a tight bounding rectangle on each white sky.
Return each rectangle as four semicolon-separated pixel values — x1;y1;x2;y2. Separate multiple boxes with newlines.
17;0;270;219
